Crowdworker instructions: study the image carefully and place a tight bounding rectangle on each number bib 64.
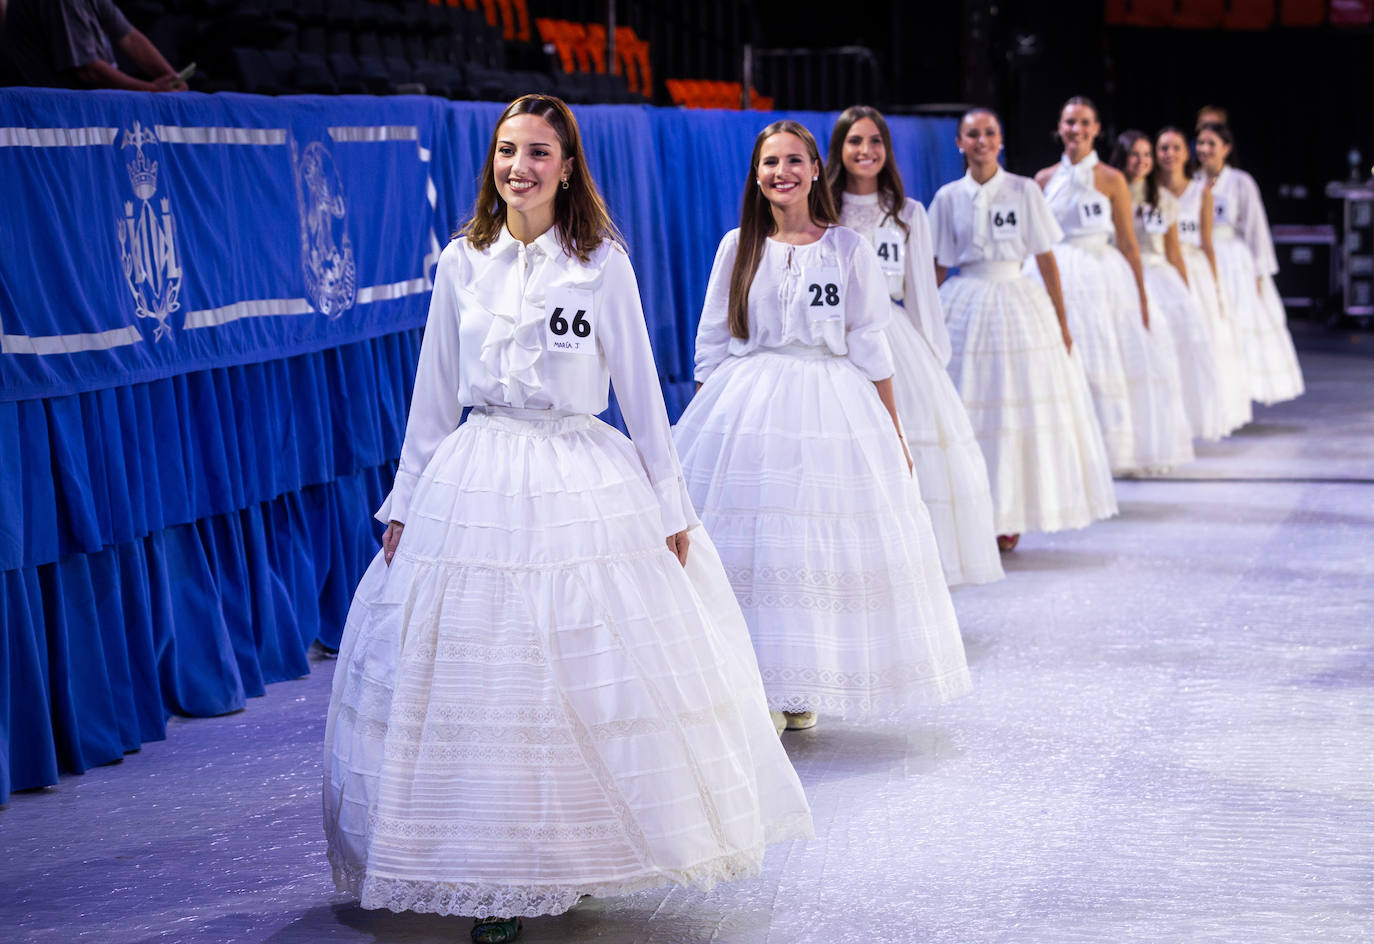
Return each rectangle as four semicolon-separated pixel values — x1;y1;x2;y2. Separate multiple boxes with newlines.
545;289;596;355
990;202;1020;241
803;266;843;321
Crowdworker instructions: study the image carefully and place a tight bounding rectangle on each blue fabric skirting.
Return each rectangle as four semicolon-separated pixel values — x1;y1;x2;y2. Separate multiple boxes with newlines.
1;330;419;800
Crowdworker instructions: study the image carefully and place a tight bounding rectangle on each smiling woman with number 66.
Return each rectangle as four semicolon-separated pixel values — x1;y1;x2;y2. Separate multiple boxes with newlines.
674;120;971;735
322;95;812;944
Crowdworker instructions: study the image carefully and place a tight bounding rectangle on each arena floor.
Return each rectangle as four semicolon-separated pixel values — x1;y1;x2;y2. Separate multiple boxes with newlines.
3;341;1371;944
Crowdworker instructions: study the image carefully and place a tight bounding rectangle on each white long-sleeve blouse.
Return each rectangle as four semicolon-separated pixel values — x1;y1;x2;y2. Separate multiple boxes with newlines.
377;227;698;538
692;225;895;384
838;191;952;365
927;167;1063;267
1202;165;1279;276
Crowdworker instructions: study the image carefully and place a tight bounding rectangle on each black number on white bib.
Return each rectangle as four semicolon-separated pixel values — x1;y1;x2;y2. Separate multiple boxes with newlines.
809;283;840;306
990;202;1019;241
545;289;596;355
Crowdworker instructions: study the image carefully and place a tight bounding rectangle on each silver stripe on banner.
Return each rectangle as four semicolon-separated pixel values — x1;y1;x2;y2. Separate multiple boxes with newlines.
426;176;437;208
327;125;429;161
1;325;142;354
356;277;431;305
153;126;287;145
184;298;313;329
0;126;119;148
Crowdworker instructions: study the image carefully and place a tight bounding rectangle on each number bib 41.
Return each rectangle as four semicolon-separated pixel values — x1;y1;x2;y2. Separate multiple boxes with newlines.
874;226;904;276
990;202;1020;241
545;289;596;355
803;267;843;321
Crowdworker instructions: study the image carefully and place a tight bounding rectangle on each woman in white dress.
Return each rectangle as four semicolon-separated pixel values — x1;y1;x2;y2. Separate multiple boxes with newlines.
1195;122;1305;405
1110;129;1227;441
1155;126;1252;433
1033;97;1193;475
928;108;1117;551
826;105;1003;588
322;95;812;944
673;119;970;732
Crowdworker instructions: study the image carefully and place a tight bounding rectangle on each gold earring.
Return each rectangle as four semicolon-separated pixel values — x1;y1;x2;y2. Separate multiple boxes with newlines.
561;177;569;190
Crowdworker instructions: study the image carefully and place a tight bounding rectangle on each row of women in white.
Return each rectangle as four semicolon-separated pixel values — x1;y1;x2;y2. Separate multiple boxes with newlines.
321;92;1302;943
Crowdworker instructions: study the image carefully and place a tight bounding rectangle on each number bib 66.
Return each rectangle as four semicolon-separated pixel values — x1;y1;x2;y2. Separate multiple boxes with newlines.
545;289;596;355
803;266;843;322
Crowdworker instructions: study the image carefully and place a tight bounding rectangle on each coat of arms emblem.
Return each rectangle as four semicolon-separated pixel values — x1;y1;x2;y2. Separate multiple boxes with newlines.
116;121;182;340
292;138;356;318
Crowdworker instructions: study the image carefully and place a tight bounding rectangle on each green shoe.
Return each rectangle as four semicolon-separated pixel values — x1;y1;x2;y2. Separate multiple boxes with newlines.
471;916;522;943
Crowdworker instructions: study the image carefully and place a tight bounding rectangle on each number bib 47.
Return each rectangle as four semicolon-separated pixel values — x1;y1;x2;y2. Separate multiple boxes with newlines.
803;267;843;321
1140;204;1167;235
990;202;1020;241
545;289;596;355
874;226;904;275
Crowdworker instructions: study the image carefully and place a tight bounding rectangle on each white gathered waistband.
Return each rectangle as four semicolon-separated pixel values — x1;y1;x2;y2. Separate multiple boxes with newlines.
956;260;1023;281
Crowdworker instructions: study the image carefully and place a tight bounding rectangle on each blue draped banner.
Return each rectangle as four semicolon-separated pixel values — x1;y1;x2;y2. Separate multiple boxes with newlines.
0;87;961;802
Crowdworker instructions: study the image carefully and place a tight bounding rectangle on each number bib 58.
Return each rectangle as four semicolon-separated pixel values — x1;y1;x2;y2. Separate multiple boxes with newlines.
803;266;843;322
545;289;596;355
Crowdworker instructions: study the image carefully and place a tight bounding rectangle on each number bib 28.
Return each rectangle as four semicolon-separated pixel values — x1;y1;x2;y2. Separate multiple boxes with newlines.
1077;194;1110;231
545;289;595;355
990;202;1020;241
803;267;843;322
874;226;904;276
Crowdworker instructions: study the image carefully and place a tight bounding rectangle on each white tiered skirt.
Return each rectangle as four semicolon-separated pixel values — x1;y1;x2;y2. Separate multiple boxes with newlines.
940;266;1117;536
1097;246;1195;473
324;408;813;918
885;304;1003;588
1035;242;1136;470
1181;247;1253;433
673;346;971;718
1213;234;1304;405
1141;257;1227;441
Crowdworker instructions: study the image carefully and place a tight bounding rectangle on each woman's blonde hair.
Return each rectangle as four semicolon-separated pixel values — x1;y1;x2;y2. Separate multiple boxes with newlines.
460;94;621;262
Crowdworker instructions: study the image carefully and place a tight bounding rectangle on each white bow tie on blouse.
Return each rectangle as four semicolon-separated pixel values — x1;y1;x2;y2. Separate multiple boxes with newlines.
964;167;1003;255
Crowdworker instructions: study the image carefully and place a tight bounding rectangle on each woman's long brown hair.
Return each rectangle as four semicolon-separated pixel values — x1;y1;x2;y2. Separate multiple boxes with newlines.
727;120;838;340
460;94;621;262
826;105;909;237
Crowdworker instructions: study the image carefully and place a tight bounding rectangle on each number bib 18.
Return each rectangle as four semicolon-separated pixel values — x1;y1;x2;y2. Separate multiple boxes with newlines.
545;289;596;355
1077;194;1111;231
803;267;843;321
874;226;904;276
990;201;1020;241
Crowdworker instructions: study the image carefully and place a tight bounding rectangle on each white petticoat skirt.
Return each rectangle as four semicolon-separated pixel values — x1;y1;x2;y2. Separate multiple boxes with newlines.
1214;236;1304;405
1035;243;1136;470
324;408;813;918
1142;258;1227;441
886;304;1004;588
1181;247;1253;433
673;346;971;718
940;267;1117;536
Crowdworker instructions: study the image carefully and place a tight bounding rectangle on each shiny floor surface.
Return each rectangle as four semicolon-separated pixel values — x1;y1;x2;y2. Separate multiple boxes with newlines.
3;349;1372;944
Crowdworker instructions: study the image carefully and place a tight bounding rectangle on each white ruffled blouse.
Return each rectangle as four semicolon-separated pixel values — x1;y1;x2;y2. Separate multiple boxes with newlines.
692;225;895;384
838;191;952;365
377;227;698;538
1199;165;1279;276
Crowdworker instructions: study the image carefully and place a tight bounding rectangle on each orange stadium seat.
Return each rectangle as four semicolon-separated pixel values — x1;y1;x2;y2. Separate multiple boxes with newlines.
1279;0;1326;24
1221;0;1275;28
1104;0;1175;26
1171;0;1226;28
614;26;652;95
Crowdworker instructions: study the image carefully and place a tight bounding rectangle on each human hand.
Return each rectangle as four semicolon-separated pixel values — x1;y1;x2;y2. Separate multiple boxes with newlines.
666;529;690;567
152;73;187;92
382;521;404;566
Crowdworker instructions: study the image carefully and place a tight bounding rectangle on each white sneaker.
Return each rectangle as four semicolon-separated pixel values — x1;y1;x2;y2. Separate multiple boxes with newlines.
769;710;786;736
783;710;817;730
